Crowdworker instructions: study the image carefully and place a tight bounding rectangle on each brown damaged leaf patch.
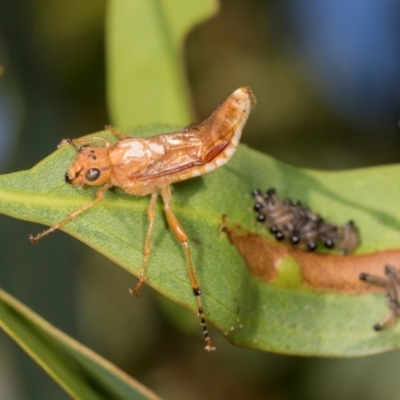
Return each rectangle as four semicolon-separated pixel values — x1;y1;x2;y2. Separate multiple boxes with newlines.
223;222;400;294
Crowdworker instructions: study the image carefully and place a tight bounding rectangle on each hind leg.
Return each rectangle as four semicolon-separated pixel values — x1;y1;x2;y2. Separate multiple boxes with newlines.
161;185;215;351
105;125;131;140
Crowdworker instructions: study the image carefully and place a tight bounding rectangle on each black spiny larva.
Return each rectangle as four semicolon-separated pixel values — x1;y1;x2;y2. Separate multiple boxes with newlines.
360;265;400;330
252;188;359;254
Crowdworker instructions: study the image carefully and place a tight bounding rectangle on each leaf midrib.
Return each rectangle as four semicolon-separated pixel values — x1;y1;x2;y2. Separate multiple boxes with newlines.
0;187;220;222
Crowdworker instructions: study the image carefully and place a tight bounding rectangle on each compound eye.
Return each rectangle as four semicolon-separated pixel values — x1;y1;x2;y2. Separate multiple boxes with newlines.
65;171;72;184
85;168;100;182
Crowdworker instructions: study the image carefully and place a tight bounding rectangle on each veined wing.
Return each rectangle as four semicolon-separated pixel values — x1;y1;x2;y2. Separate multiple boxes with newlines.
124;86;255;180
135;129;206;179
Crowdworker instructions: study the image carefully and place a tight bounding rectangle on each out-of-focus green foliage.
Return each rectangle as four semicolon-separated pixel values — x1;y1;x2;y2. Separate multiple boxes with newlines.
106;0;218;127
0;288;161;400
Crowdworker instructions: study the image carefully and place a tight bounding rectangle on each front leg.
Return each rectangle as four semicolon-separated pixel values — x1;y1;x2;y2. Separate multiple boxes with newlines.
58;136;112;149
30;183;112;243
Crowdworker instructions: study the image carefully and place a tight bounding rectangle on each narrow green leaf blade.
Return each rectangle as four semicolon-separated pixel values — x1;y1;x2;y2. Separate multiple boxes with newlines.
106;0;218;127
0;288;161;400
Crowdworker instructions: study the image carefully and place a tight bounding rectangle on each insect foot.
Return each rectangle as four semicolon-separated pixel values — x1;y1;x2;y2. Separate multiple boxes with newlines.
360;265;400;331
252;188;360;254
30;87;256;351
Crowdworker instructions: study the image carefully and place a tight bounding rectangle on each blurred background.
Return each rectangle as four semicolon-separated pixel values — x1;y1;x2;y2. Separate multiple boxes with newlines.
1;0;400;399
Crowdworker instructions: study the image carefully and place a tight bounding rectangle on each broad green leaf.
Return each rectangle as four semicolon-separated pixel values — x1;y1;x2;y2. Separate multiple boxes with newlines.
106;0;218;127
0;288;161;400
1;125;400;357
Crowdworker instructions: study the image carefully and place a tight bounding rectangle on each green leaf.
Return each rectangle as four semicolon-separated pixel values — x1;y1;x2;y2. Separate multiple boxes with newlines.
0;287;161;400
1;125;400;357
106;0;218;127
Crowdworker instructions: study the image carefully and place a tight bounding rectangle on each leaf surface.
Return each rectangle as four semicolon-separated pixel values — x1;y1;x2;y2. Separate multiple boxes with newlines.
1;126;400;356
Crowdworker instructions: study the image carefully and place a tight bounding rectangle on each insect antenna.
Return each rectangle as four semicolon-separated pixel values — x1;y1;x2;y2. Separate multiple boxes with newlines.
66;138;79;152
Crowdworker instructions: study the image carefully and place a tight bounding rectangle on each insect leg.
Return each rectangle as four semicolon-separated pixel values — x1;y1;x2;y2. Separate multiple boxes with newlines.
129;191;158;296
29;183;112;244
58;136;111;148
373;310;395;331
160;186;216;351
105;125;131;140
359;270;397;330
359;272;388;288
